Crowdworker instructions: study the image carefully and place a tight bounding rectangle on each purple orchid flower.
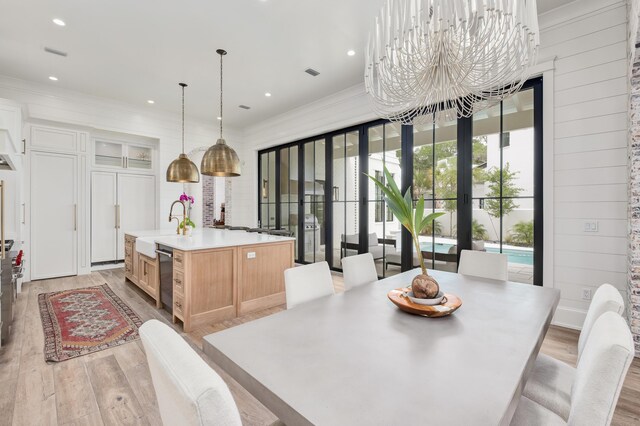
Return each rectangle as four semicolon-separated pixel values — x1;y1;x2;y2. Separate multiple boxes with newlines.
179;192;195;205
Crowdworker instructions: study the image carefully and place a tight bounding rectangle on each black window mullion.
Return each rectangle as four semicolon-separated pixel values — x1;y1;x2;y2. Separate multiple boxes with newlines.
533;79;544;286
275;149;281;229
457;115;473;261
325;136;333;268
400;124;413;271
297;142;305;263
359;126;369;255
499;100;504;253
257;152;263;227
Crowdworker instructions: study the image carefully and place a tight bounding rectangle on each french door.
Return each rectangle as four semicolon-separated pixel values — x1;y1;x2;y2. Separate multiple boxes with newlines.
259;78;542;285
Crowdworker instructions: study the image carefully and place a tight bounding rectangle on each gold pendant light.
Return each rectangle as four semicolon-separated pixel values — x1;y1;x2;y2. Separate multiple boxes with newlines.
201;49;241;177
167;83;200;183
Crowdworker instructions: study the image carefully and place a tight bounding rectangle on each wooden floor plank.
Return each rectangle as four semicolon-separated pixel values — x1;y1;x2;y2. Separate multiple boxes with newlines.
53;358;101;425
85;355;148;426
3;268;639;426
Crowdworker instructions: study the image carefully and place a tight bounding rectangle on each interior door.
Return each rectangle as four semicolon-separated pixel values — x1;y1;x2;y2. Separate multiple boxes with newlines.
117;174;155;260
31;151;78;279
91;171;117;263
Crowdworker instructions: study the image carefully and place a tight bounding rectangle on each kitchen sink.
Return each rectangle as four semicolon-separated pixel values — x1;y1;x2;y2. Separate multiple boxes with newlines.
135;237;158;259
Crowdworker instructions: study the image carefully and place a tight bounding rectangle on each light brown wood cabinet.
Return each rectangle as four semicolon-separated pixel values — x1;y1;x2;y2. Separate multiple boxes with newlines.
172;240;294;332
124;234;161;308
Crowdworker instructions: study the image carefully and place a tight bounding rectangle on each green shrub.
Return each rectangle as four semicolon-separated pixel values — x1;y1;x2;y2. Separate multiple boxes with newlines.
509;220;534;246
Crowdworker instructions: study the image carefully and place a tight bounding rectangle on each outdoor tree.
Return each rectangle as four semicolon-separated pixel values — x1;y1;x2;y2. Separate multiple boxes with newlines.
482;163;523;240
408;138;487;237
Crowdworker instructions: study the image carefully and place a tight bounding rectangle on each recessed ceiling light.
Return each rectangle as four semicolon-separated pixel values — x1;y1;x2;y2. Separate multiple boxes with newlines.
265;92;272;97
147;100;155;104
217;116;222;120
48;76;58;81
347;50;356;56
52;18;66;26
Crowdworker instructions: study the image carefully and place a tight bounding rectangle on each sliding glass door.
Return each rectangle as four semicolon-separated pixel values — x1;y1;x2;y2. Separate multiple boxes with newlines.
302;139;326;263
258;78;543;285
471;87;537;284
367;123;403;277
412;110;459;274
279;145;298;253
331;130;360;268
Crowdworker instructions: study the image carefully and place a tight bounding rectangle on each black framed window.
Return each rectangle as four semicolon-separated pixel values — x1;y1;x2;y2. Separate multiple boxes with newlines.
258;78;543;285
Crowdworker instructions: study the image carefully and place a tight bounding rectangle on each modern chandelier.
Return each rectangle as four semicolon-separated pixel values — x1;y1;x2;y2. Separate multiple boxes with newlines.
365;0;540;124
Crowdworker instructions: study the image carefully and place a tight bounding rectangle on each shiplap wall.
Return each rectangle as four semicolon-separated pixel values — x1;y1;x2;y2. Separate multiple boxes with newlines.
541;0;629;327
237;0;630;329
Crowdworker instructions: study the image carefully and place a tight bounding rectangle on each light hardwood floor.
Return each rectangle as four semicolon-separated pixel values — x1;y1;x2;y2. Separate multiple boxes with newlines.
0;269;638;426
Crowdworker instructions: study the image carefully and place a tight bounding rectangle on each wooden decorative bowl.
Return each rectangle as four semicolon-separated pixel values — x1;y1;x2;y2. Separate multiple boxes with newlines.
387;287;462;317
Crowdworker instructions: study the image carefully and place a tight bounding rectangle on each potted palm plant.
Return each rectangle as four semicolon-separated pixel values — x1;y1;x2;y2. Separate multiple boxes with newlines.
368;167;445;300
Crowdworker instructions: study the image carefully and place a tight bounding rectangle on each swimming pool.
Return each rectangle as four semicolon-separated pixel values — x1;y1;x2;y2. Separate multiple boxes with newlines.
419;242;533;265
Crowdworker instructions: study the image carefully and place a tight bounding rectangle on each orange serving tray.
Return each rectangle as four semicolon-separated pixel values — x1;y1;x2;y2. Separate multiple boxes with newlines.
387;288;462;317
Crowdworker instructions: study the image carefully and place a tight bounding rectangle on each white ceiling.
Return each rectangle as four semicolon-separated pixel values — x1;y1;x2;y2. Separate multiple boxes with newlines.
0;0;575;128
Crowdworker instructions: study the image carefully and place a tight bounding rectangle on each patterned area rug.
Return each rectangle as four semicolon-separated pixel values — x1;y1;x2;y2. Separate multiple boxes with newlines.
38;284;142;362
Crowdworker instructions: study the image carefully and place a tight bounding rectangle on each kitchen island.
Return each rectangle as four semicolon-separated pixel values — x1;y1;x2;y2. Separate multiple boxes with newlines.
124;229;295;332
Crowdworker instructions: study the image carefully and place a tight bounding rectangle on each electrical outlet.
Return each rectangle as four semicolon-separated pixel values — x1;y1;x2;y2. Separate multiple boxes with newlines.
583;221;599;232
247;252;256;259
582;288;592;301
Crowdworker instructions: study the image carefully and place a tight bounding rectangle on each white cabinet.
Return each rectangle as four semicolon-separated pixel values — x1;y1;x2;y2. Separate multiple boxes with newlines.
91;172;118;262
0;99;22;154
91;172;156;263
31;151;78;280
94;139;152;171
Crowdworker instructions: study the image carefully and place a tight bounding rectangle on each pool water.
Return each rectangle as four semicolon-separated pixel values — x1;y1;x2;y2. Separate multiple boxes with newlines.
419;242;533;265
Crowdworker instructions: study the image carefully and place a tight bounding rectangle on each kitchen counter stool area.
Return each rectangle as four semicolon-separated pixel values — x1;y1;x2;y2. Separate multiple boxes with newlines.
124;229;295;332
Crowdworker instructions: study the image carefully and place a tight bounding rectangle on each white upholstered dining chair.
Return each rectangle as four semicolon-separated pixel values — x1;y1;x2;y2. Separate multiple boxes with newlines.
284;261;335;309
457;249;508;281
511;311;634;425
522;283;625;420
139;319;243;426
341;253;378;291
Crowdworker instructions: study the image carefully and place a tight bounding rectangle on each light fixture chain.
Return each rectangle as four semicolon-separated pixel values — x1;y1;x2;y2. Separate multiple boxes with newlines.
181;84;185;153
219;51;223;140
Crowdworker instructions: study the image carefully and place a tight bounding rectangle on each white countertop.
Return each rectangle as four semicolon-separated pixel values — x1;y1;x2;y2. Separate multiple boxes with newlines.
126;228;295;252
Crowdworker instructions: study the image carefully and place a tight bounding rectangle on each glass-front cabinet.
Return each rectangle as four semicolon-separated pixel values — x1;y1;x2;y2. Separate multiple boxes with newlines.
94;139;153;171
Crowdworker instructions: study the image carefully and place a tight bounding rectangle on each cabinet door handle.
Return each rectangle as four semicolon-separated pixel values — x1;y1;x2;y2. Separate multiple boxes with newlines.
73;204;77;231
21;203;25;224
115;205;121;229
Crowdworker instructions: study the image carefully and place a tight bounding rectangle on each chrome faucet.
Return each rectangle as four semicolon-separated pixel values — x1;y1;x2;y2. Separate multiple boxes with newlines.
169;200;187;235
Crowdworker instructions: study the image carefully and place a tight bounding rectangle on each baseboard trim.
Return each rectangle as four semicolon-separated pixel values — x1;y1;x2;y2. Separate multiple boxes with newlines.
552;305;586;331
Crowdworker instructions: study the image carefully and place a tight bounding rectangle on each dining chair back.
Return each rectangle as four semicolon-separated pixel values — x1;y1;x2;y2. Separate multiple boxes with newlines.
521;283;626;420
284;261;335;309
139;320;242;426
457;249;508;281
577;283;624;361
341;253;378;291
568;312;634;426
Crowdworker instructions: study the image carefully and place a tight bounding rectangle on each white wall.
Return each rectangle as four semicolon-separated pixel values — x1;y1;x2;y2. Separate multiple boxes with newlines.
237;0;629;330
539;0;629;328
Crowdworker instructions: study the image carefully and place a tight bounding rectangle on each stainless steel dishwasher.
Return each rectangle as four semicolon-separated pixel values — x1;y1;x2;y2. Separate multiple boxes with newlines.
155;245;174;314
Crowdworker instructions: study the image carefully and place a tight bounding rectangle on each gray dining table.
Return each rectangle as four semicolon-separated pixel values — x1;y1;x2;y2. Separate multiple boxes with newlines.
203;268;560;426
